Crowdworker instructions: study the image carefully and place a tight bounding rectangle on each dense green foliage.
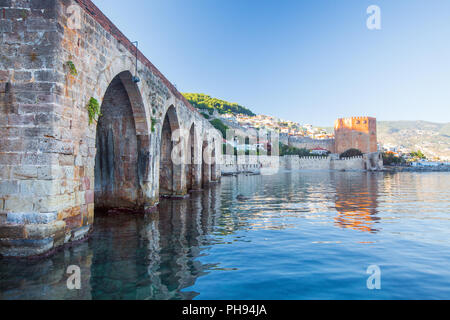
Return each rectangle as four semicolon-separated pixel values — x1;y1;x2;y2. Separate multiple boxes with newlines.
201;112;210;119
279;143;313;157
209;119;229;138
410;150;426;159
382;152;405;165
182;93;256;116
340;149;363;158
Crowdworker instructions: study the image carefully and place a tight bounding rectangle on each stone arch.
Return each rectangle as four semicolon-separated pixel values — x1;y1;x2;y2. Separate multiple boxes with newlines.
159;105;183;196
94;71;152;210
93;55;152;135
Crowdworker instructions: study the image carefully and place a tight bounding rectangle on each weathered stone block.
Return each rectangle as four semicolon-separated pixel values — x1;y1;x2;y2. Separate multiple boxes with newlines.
13;71;32;82
19;180;59;196
26;17;56;32
0;224;26;239
12;165;38;180
0;20;12;33
0;165;12;180
34;70;60;82
0;70;10;81
0;138;24;153
7;114;36;126
58;154;74;166
4;197;34;212
22;153;58;166
37;165;53;180
25;220;65;240
0;153;22;165
0;180;19;196
6;212;57;224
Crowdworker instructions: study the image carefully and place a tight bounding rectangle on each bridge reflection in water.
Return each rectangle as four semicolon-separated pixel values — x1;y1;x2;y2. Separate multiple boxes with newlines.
0;172;384;300
0;185;222;300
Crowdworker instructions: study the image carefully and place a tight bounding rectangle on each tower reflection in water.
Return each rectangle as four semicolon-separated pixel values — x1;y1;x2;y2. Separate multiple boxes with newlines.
331;172;380;233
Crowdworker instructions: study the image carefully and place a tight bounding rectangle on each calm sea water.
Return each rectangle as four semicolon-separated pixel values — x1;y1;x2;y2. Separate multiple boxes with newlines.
1;171;450;300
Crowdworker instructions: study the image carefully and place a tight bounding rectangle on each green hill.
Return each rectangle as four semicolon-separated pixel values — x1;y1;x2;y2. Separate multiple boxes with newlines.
182;93;256;117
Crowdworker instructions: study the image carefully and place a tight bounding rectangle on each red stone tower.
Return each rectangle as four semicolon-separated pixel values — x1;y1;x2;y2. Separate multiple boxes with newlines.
334;117;378;154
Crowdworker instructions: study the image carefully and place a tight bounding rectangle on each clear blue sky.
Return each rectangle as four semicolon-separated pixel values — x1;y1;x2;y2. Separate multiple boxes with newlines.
93;0;450;126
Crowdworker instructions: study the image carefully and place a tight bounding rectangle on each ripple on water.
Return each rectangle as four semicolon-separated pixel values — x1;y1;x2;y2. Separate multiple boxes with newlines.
1;171;450;300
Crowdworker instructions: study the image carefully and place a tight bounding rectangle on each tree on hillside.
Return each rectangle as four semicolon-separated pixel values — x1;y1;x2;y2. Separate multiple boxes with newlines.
410;150;426;160
182;93;256;116
209;119;229;138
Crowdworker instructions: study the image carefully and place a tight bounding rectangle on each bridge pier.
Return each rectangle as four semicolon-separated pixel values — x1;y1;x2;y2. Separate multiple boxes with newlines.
0;0;222;257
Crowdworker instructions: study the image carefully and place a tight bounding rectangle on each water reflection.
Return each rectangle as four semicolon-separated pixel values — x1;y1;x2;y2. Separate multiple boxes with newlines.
1;172;450;300
0;185;223;300
332;172;380;233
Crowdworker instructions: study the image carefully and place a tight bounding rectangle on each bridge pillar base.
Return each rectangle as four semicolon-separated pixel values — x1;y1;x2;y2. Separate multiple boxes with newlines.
0;212;92;258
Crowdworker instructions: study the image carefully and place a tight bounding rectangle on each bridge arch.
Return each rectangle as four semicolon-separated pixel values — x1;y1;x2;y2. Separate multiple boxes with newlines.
94;56;152;135
159;105;183;196
94;70;152;210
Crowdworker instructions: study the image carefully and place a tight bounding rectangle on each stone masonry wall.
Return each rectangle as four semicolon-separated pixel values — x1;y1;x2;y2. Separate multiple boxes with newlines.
0;0;222;257
281;156;365;171
331;157;365;171
288;136;336;153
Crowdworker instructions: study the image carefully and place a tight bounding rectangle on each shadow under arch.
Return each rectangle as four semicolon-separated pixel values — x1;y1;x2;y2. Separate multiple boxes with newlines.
159;105;183;196
94;71;152;210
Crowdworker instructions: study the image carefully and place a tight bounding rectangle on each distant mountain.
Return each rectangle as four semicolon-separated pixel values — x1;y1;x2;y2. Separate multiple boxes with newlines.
377;121;450;160
182;93;256;117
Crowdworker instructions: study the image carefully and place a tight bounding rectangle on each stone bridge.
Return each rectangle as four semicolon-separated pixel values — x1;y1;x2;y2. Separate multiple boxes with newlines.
0;0;222;257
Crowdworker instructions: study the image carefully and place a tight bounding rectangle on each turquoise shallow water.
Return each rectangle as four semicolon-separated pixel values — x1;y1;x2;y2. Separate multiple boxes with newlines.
1;171;450;300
